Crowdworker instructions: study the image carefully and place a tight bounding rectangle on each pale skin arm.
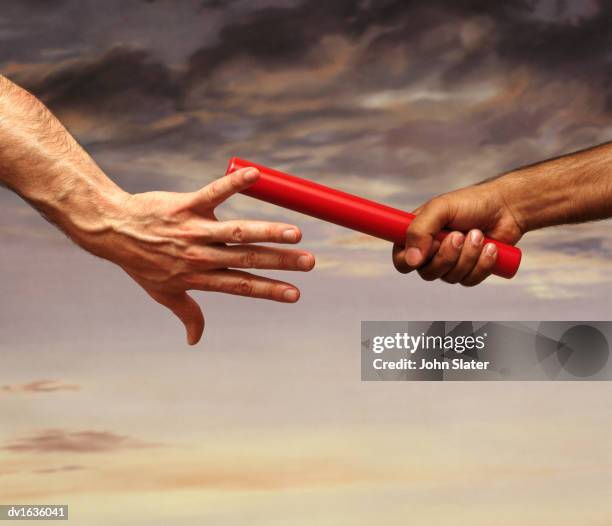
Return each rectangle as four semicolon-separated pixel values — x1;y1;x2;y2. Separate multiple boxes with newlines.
0;74;315;344
393;142;612;285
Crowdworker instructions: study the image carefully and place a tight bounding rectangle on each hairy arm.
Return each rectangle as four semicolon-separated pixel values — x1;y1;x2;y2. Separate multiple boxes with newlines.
0;74;127;241
393;141;612;285
0;75;315;344
499;142;612;231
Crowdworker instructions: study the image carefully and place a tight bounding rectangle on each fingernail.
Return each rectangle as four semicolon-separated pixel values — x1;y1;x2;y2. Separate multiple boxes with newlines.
485;243;497;257
282;229;298;242
470;230;483;247
297;255;312;270
244;168;259;182
405;247;422;267
283;288;299;302
451;232;464;249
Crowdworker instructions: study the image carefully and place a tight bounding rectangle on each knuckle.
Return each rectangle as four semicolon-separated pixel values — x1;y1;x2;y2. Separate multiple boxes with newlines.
405;231;425;247
266;224;277;241
232;225;245;242
432;195;452;213
237;278;254;296
241;249;258;268
277;253;291;269
231;173;242;187
420;197;445;219
482;256;496;270
182;273;201;287
464;245;481;260
206;181;219;201
182;246;201;261
195;224;215;242
438;250;457;267
183;248;214;269
427;196;443;209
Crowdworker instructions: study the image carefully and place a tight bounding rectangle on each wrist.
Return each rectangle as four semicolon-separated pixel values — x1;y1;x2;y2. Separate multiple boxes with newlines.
490;143;612;233
65;184;131;255
488;173;531;234
30;176;131;255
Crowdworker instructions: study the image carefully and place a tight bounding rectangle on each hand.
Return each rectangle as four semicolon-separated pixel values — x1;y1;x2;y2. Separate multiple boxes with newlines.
392;179;524;286
79;167;315;344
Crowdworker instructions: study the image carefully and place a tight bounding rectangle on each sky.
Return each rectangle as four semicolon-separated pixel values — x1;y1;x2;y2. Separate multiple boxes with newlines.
0;1;611;524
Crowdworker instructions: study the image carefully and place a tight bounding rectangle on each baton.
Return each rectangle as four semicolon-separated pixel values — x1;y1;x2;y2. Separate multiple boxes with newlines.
226;157;522;279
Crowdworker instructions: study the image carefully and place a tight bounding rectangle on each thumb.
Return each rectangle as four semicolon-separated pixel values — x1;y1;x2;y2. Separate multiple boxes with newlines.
190;167;260;212
149;290;205;345
405;197;453;268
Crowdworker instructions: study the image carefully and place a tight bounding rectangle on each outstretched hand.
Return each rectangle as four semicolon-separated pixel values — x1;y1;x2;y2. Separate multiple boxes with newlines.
82;167;315;344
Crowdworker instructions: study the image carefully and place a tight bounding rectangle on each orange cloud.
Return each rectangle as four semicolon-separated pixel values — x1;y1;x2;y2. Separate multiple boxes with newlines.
31;464;87;475
1;455;385;502
3;430;159;454
1;380;80;394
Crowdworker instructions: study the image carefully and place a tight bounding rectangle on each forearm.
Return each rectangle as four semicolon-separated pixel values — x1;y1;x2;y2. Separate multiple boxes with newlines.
0;74;127;246
495;142;612;233
0;77;315;344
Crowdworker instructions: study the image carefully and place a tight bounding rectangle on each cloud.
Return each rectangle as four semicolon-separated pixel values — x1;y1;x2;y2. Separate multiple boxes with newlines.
1;380;80;394
2;0;612;284
31;464;87;475
3;430;159;454
5;1;610;184
21;47;179;118
541;236;612;258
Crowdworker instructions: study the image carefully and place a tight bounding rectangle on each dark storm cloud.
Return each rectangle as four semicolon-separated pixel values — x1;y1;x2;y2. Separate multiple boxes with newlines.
185;0;608;83
496;2;612;72
1;0;611;194
23;47;179;118
181;0;611;112
185;0;363;81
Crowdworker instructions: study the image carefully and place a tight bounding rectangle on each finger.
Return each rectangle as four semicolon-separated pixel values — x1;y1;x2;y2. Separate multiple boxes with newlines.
185;269;301;303
192;167;260;209
393;243;412;274
202;245;315;271
149;290;204;345
393;240;440;274
417;232;464;281
461;242;498;287
404;197;453;268
443;229;484;284
208;220;302;244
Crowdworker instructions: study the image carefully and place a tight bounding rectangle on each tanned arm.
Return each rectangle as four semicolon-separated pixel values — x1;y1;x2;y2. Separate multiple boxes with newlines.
392;142;612;286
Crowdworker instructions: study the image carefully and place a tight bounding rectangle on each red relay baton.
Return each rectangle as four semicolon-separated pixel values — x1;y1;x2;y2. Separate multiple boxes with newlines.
226;158;522;279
